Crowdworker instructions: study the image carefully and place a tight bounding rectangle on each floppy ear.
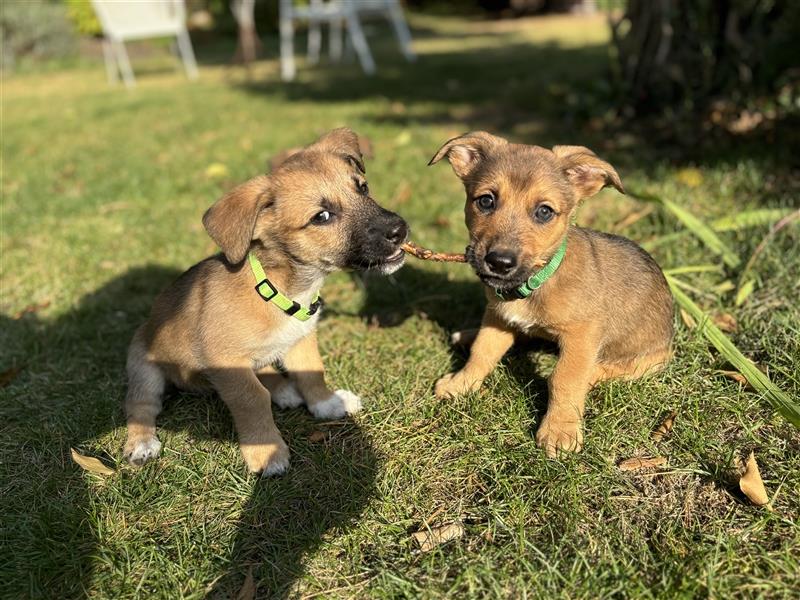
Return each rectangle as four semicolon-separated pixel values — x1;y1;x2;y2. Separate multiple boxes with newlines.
313;127;366;173
428;131;506;179
202;175;270;264
552;145;624;199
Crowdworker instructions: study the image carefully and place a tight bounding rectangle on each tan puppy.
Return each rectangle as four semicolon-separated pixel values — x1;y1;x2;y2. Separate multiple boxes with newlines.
123;128;408;475
430;132;674;457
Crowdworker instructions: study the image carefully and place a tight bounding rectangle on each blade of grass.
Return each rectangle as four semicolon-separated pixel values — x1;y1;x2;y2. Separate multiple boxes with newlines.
712;208;795;232
667;274;800;429
663;265;721;276
630;190;741;268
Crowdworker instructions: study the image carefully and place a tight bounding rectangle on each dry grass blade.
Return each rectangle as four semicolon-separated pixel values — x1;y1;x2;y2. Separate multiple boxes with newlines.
412;523;465;552
70;448;115;476
735;279;756;307
618;457;667;470
717;370;751;388
235;566;256;600
630;190;741;268
667;275;800;429
651;410;677;441
739;452;771;510
738;208;800;289
680;308;697;330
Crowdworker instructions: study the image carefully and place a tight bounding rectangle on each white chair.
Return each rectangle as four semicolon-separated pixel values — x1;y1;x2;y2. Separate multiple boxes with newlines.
91;0;199;88
279;0;415;81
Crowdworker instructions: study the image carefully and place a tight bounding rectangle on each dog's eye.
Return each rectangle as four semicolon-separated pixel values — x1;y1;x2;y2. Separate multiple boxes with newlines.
359;181;369;195
310;210;333;225
475;194;495;212
534;204;555;223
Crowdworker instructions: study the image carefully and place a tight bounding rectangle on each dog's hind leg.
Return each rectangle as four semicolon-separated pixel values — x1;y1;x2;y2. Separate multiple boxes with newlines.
123;330;165;466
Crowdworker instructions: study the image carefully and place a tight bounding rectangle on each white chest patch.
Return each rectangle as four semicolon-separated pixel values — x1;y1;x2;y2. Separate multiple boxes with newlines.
251;312;320;370
495;301;536;333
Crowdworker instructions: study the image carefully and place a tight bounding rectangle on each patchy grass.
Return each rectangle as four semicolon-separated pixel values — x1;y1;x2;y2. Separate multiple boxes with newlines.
2;13;799;600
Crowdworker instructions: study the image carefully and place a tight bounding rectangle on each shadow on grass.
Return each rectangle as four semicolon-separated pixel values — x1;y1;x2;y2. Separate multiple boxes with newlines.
0;266;377;599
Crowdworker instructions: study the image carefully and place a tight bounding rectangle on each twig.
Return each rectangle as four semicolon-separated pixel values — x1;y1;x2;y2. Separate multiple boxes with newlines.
401;242;466;263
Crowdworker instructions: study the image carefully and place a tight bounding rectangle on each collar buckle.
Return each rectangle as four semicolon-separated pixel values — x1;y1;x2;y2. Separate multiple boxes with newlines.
255;279;278;301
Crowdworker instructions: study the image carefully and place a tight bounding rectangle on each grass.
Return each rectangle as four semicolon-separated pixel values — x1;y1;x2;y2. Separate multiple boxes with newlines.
2;12;799;599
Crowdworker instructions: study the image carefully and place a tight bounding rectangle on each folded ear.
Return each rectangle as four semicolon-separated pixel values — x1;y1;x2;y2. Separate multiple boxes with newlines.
552;145;624;199
202;175;271;264
428;131;506;179
312;127;365;173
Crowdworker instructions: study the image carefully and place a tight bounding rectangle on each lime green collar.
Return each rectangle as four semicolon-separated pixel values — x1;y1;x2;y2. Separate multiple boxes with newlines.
495;237;567;300
248;252;322;321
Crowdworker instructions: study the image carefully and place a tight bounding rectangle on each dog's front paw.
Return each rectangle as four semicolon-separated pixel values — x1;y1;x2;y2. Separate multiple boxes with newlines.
240;437;290;477
124;435;162;466
309;389;362;420
271;381;305;409
535;416;584;458
434;372;482;399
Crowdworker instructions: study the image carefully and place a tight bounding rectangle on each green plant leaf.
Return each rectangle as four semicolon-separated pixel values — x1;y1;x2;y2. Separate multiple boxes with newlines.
711;208;794;232
631;190;741;268
667;275;800;429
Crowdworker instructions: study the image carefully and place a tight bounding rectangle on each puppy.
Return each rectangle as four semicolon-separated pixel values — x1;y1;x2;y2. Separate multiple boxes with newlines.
123;128;408;475
430;132;674;457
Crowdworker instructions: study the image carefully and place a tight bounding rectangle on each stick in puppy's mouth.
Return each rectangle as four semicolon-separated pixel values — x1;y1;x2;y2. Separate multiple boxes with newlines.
401;241;467;263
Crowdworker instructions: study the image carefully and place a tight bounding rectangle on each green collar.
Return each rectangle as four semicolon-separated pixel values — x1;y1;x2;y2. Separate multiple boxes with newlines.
248;252;322;321
495;237;567;300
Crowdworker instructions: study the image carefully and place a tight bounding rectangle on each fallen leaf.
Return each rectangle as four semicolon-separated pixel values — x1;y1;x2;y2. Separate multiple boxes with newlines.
434;215;451;228
0;366;23;388
307;430;326;443
718;369;751;388
411;522;464;552
676;167;704;188
713;312;738;333
651;410;677;441
392;181;412;205
13;301;50;319
204;162;229;180
618;456;667;471
70;448;115;476
739;452;771;510
236;566;256;600
680;308;697;329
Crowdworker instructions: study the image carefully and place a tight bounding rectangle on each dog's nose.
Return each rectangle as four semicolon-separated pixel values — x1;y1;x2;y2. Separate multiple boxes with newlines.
383;218;408;245
484;250;517;275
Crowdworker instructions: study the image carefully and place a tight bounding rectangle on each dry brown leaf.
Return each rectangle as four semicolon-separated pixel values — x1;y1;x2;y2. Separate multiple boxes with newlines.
713;312;738;333
679;308;697;329
411;522;464;552
14;301;50;319
618;456;667;471
434;215;451;228
236;566;256;600
0;366;23;388
651;410;677;441
307;430;326;443
392;180;412;205
612;205;655;231
739;452;771;510
718;370;751;388
70;448;115;476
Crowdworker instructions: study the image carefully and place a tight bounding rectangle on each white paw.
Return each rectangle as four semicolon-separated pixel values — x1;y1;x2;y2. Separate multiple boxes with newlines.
261;453;290;477
309;389;362;420
271;382;305;409
125;436;162;466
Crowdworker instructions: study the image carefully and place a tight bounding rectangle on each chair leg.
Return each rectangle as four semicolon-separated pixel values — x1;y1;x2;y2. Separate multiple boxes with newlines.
329;17;343;62
111;39;136;88
101;38;119;84
344;12;375;74
279;4;296;81
386;0;416;61
307;0;322;64
176;29;199;80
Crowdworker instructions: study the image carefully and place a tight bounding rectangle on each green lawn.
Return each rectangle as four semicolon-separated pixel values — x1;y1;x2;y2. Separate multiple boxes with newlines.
2;13;799;599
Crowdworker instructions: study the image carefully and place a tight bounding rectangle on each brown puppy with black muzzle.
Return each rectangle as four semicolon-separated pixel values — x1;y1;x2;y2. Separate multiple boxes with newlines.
430;132;674;457
123;128;408;475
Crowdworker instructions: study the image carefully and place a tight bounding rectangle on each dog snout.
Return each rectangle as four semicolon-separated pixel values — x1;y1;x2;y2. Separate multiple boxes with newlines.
484;250;517;275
